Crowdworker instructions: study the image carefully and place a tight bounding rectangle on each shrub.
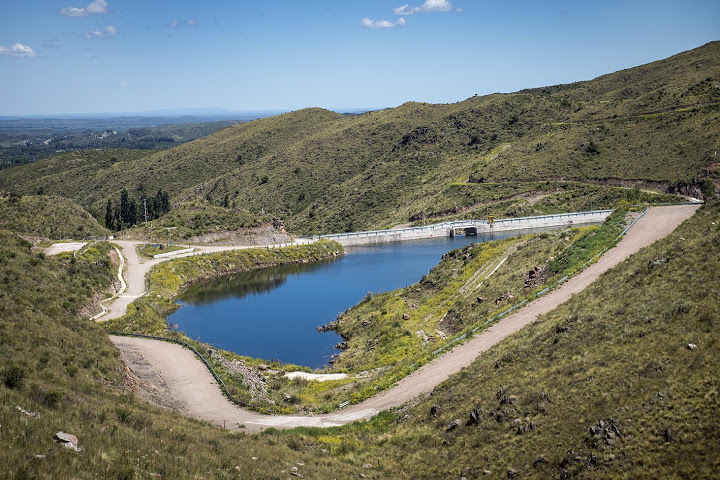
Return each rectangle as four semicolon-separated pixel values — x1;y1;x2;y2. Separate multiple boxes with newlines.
3;365;26;389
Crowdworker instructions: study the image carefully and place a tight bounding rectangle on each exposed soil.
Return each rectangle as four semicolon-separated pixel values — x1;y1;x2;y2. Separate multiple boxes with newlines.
114;338;186;412
116;222;293;246
181;223;293;246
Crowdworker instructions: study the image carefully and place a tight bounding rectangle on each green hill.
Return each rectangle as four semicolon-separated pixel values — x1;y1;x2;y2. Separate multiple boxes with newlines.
277;201;720;479
0;193;110;239
1;43;718;234
0;232;355;478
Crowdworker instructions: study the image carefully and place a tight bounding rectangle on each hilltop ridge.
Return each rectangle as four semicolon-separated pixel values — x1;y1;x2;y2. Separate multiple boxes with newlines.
1;41;718;235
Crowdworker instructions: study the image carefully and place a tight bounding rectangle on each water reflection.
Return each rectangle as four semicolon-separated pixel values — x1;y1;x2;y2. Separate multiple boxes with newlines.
181;261;330;305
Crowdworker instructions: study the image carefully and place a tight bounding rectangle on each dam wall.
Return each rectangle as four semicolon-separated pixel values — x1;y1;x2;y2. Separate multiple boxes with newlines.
318;210;613;247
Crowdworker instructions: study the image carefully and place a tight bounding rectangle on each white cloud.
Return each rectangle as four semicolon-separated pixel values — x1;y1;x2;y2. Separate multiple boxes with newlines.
165;18;197;29
119;81;127;86
61;0;109;17
85;0;109;14
393;0;453;15
60;6;87;17
360;17;406;28
85;24;117;39
456;7;463;12
0;43;39;58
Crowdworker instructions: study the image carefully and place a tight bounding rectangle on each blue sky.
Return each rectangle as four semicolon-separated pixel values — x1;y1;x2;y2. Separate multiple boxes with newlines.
1;0;719;116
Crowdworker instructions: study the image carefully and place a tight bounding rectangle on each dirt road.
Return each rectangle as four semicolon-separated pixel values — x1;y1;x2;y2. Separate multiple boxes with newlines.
101;239;314;322
111;205;699;432
43;242;86;255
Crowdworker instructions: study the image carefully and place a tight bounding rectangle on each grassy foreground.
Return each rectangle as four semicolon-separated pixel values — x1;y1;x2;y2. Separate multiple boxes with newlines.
276;202;720;479
0;231;357;479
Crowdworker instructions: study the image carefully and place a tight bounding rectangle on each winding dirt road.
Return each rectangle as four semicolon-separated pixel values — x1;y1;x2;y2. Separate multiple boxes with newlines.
109;205;699;432
102;239;314;322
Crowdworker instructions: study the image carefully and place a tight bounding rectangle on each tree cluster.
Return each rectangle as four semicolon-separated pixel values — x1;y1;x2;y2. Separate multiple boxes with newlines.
105;188;170;231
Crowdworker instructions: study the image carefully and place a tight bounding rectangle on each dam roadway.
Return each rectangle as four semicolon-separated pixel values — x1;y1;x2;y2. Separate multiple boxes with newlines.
106;205;699;432
318;210;612;246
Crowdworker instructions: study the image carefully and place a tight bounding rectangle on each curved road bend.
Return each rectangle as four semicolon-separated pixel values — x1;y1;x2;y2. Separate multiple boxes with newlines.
103;239;314;322
109;205;699;432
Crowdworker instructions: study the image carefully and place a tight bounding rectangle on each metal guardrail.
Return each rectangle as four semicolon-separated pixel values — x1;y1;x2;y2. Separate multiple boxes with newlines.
108;331;251;408
152;247;195;258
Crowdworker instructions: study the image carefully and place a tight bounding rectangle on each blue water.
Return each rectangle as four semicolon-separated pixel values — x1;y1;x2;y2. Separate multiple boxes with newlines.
170;229;555;368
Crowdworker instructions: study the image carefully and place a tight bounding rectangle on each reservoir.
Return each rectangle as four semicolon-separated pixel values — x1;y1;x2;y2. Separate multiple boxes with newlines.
170;227;585;368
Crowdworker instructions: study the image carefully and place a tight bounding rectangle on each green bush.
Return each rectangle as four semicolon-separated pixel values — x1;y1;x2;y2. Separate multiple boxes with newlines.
2;365;26;389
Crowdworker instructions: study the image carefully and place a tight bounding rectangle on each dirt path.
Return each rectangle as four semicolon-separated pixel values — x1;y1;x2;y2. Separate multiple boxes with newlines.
99;239;315;322
110;205;699;432
43;242;86;255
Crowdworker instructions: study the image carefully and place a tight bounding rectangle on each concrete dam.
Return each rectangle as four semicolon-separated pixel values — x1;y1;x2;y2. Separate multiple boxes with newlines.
317;210;613;247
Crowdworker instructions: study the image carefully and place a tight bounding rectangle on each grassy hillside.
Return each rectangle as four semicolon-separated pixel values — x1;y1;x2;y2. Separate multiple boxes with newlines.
277;202;720;479
119;198;264;241
0;149;150;218
0;42;717;234
0;231;357;479
0;193;109;239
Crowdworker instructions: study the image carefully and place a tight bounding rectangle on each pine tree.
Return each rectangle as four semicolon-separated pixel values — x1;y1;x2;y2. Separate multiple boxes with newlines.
113;204;121;231
120;188;132;227
128;198;138;226
105;199;114;230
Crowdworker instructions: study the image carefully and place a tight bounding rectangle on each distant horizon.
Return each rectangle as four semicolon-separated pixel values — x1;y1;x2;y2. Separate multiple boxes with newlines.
0;106;382;120
2;1;719;116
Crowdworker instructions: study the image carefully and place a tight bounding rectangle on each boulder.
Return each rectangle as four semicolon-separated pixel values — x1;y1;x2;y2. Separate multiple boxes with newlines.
53;431;80;451
430;404;440;416
588;418;622;447
687;343;698;350
446;419;462;431
402;313;411;320
467;408;481;426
